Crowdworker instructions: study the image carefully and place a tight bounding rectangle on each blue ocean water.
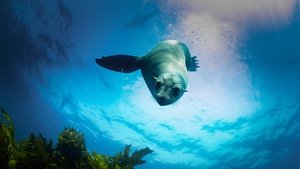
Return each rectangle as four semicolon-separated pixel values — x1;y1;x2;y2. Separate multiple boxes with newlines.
1;0;300;169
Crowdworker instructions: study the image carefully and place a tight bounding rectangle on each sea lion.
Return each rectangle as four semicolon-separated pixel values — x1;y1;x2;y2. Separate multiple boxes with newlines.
96;40;199;106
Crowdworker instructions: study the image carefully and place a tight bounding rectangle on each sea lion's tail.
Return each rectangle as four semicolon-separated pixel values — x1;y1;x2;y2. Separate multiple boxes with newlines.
95;55;141;73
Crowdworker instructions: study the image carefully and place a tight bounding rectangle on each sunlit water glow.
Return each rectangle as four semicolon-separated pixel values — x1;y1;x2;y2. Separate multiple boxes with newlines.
1;0;300;169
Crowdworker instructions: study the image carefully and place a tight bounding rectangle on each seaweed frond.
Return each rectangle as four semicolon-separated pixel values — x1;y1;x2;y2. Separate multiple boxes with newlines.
16;133;56;168
0;107;17;168
55;127;88;169
87;151;110;169
110;144;153;169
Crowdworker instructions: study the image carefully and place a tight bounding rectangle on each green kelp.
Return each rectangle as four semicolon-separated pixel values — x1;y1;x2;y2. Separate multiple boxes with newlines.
56;127;88;169
111;144;154;169
87;152;110;169
16;133;56;169
88;145;153;169
0;108;17;168
0;108;153;169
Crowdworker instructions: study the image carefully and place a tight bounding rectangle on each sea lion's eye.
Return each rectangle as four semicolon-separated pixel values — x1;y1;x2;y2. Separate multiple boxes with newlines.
155;81;162;90
173;87;180;97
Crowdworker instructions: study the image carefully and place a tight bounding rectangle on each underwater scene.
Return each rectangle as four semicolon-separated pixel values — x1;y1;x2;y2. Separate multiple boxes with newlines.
1;0;300;169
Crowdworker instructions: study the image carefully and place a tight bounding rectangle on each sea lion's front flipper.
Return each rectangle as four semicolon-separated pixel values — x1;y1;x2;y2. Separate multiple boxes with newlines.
188;56;199;72
95;55;141;73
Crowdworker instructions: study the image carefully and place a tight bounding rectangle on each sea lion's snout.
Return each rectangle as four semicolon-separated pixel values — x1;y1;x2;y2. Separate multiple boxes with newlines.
157;96;168;106
154;79;171;106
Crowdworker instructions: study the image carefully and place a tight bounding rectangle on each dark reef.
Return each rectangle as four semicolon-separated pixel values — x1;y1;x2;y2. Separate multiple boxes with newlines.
0;108;153;169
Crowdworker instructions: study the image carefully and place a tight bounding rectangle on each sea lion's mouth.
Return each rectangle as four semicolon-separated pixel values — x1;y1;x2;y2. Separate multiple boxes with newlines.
157;101;168;106
156;96;170;106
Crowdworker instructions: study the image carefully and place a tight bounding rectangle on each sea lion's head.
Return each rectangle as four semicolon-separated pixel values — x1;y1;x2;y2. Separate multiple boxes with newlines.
153;73;187;106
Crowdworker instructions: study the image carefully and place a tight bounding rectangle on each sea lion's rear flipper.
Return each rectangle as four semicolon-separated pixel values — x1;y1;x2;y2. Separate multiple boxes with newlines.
95;55;141;73
188;56;199;72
